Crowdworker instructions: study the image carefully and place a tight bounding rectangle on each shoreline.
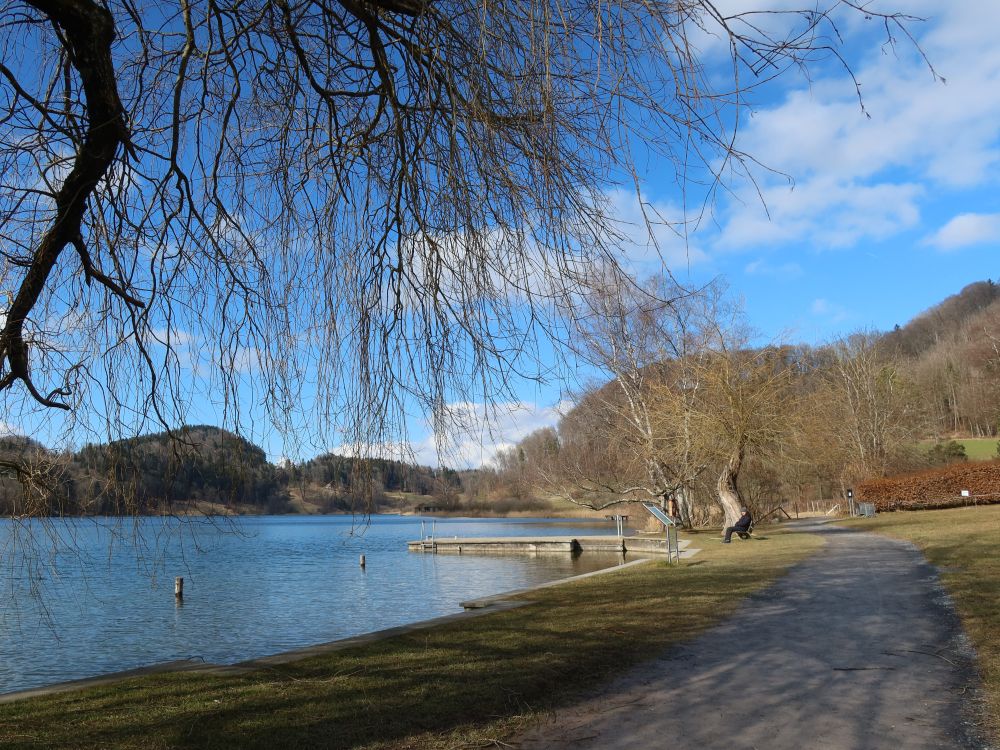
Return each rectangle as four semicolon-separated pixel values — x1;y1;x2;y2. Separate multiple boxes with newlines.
5;508;619;521
0;557;652;704
0;528;832;750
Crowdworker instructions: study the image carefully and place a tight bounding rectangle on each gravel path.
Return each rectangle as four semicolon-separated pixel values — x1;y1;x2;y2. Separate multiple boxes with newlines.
514;522;992;750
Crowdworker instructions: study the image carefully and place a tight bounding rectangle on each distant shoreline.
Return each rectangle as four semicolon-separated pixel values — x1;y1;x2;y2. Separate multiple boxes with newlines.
4;507;617;521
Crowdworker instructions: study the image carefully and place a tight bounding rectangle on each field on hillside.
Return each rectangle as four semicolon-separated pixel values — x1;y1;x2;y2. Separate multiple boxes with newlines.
919;438;999;461
958;439;1000;460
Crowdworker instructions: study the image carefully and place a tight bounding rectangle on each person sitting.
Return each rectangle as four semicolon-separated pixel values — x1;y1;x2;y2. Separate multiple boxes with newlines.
723;508;753;543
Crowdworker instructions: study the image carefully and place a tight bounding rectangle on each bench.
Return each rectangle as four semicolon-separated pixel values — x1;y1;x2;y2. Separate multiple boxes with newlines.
734;521;754;540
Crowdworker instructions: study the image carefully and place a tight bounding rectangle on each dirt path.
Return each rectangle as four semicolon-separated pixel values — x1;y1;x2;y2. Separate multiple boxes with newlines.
514;523;992;750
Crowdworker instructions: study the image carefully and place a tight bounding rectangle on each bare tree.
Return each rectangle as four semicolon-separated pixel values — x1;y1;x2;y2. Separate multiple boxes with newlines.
1;1;924;504
827;331;917;484
541;269;719;519
689;343;795;529
520;270;793;530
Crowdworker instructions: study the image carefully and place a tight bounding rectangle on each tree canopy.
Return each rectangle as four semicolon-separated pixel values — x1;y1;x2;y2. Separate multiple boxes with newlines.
2;1;921;475
496;277;1000;525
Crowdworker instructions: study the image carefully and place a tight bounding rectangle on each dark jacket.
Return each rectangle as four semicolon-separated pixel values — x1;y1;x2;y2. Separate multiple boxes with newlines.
734;512;752;531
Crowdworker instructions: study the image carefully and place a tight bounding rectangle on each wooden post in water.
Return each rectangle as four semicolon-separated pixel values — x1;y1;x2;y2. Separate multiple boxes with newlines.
174;577;184;600
359;554;366;568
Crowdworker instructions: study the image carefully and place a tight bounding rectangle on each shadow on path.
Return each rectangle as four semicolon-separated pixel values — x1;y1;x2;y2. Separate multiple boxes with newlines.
515;524;991;750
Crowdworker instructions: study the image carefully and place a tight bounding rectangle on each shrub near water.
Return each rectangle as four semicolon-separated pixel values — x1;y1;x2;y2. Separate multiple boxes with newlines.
858;459;1000;511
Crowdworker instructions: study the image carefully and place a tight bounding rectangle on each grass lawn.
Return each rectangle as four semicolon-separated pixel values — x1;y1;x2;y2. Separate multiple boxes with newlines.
958;439;1000;461
919;438;999;461
844;506;1000;740
0;530;822;749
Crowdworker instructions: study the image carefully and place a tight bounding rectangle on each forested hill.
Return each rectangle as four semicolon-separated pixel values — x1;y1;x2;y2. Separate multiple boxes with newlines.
76;425;285;514
880;279;1000;437
3;281;997;518
291;453;461;509
0;426;288;516
490;278;1000;525
883;280;999;357
0;427;464;517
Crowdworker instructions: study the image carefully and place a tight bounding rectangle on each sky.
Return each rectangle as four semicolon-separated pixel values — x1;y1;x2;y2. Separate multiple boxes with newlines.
4;1;997;470
413;0;1000;469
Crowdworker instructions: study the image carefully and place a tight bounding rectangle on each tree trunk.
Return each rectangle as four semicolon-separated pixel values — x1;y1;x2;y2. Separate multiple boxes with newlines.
675;485;695;529
716;445;745;531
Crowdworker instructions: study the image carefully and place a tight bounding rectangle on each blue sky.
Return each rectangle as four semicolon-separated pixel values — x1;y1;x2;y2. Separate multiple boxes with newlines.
683;0;999;342
3;1;996;470
416;0;1000;469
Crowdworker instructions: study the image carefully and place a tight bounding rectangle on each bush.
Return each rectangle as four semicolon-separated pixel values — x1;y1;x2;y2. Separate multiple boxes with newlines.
926;440;967;465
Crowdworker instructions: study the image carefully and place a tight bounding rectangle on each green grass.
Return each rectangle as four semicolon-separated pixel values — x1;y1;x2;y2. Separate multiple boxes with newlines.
958;439;1000;461
0;530;823;749
919;438;1000;461
844;506;1000;740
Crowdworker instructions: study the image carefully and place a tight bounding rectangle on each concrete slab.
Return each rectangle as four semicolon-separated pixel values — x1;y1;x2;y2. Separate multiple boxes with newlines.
408;535;691;555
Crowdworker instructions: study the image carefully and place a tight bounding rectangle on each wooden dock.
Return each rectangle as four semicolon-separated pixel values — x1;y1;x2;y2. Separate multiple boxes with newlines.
407;535;699;558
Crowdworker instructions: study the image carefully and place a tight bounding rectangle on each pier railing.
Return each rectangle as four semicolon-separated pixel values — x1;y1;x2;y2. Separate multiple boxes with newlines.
419;520;438;551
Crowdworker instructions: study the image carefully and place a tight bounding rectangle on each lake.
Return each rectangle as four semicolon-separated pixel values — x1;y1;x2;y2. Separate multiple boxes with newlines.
0;515;630;695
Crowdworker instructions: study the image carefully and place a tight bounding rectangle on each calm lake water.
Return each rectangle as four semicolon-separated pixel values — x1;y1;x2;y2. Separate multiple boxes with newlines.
0;515;629;695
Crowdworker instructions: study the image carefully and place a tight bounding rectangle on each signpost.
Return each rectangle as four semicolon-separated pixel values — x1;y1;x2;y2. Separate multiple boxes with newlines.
641;503;680;564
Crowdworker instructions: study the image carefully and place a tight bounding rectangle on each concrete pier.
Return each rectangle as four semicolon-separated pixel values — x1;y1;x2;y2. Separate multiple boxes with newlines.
407;535;697;557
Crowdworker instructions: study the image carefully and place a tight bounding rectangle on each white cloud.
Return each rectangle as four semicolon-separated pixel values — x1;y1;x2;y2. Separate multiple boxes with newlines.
602;188;709;270
719;178;922;249
147;327;198;348
683;0;874;63
735;5;1000;187
811;298;852;323
0;422;21;437
709;1;1000;252
923;212;1000;251
413;400;569;469
322;400;568;469
744;259;803;279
